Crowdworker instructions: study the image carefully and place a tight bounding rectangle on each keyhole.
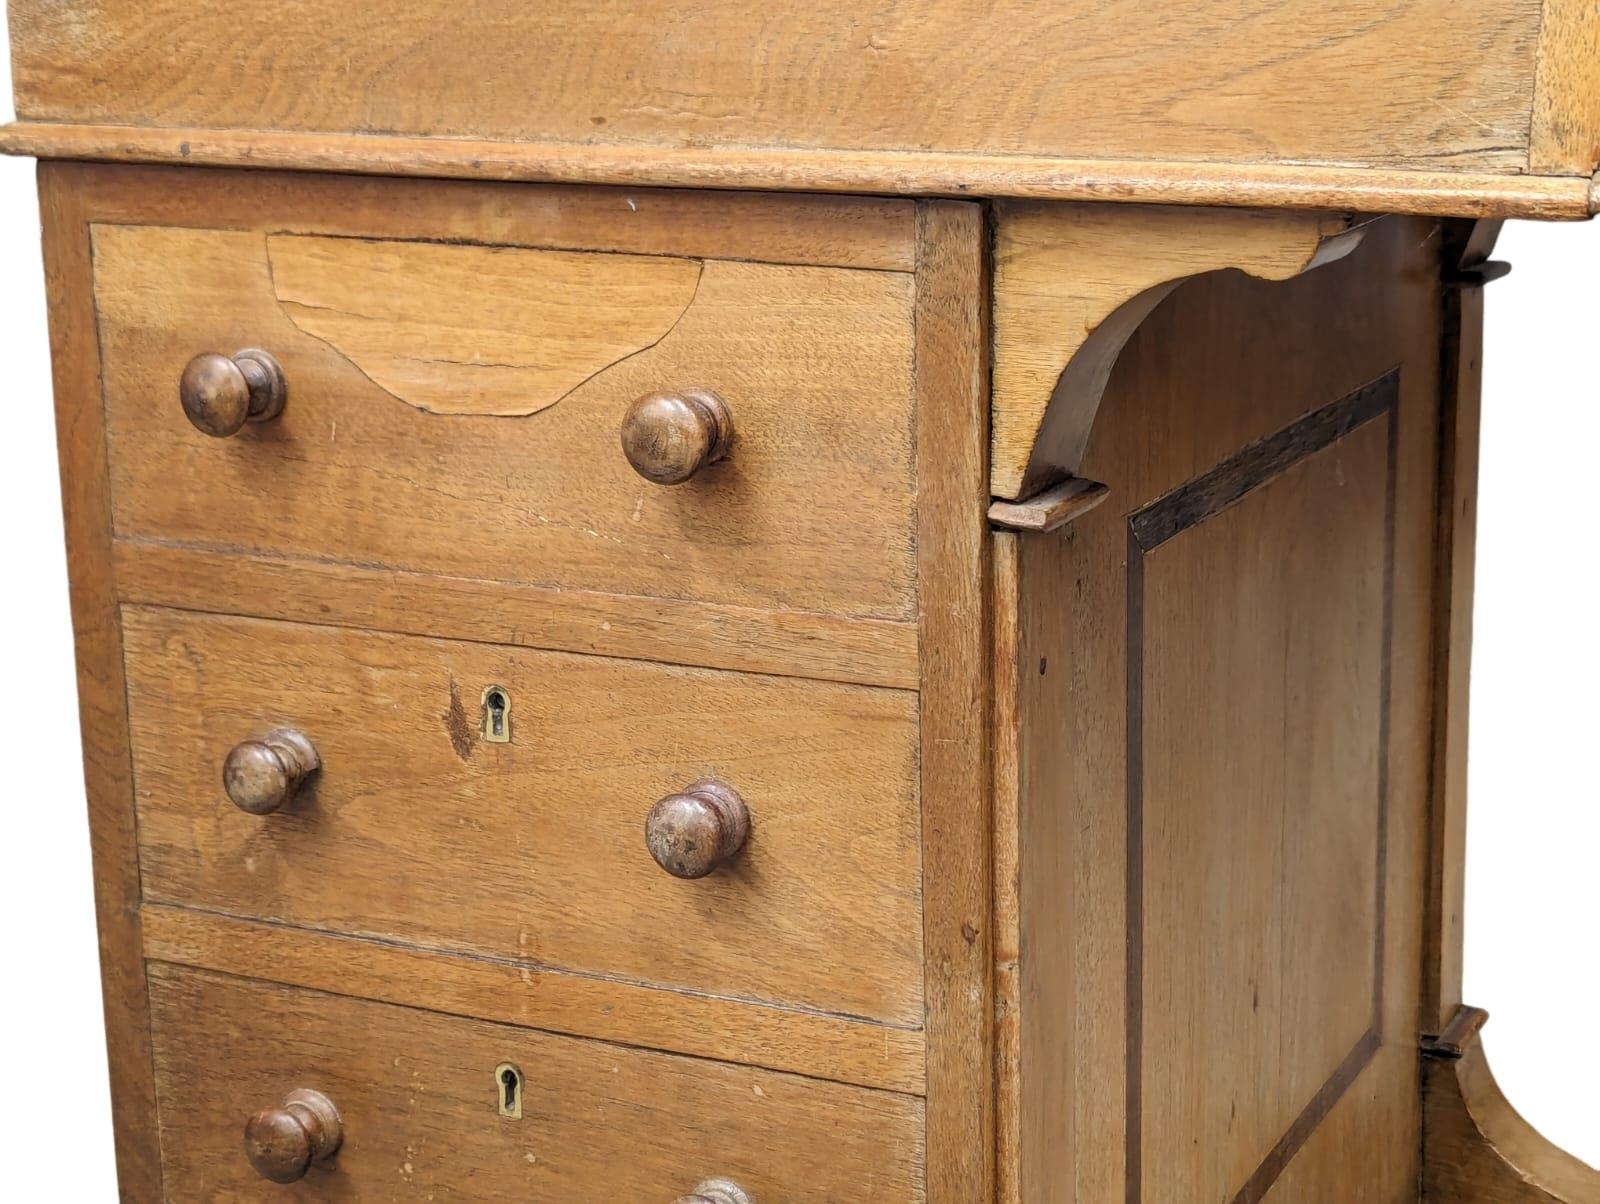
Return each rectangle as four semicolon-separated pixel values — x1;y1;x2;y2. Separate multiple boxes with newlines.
495;1063;523;1119
481;686;511;744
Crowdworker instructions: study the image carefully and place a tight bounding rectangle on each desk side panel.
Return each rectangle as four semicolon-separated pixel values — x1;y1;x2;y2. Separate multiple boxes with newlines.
38;162;164;1200
1000;215;1444;1202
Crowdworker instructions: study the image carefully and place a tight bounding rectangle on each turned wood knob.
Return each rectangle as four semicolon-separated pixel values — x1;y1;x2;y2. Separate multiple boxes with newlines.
180;348;288;437
244;1088;342;1184
674;1180;755;1204
620;387;733;484
223;728;320;815
645;778;750;879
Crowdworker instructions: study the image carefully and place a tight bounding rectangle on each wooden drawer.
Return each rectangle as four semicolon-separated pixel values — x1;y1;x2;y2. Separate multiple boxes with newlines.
90;175;917;622
148;964;926;1201
124;606;923;1027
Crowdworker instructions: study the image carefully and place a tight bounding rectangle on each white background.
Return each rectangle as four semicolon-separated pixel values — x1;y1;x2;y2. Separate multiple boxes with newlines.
0;17;1594;1197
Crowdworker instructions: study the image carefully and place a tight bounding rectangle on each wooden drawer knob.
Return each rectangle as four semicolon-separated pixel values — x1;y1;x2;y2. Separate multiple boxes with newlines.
180;348;288;437
223;728;320;815
675;1181;755;1204
244;1088;342;1184
645;778;749;879
620;387;733;484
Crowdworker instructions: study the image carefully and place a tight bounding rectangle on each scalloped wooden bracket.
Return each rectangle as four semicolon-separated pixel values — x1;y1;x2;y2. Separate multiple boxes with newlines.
1424;1009;1600;1201
990;202;1375;501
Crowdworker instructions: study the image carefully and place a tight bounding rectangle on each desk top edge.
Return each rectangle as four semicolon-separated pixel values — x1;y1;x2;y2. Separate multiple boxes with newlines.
3;122;1595;222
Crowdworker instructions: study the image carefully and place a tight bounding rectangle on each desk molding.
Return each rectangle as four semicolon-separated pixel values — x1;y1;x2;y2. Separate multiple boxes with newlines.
2;121;1596;222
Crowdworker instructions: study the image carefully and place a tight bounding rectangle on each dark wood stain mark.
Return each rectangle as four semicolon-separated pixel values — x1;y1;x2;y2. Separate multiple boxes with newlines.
1123;370;1401;1204
1130;372;1397;552
444;676;475;761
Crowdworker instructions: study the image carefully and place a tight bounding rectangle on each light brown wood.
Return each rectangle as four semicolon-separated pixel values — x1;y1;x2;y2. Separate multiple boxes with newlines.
4;1;1554;179
123;606;923;1026
93;218;917;622
23;162;920;273
990;204;1370;500
991;533;1024;1204
1411;226;1600;1200
992;527;1083;1204
994;217;1443;1200
914;201;993;1204
38;162;166;1201
146;964;927;1201
140;903;925;1095
1422;221;1500;1033
1424;1032;1600;1201
1531;0;1600;174
4;123;1597;220
267;236;704;418
111;538;919;691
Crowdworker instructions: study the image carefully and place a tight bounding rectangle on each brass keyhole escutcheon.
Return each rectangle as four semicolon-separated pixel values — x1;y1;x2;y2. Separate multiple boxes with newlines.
481;685;511;744
495;1063;523;1119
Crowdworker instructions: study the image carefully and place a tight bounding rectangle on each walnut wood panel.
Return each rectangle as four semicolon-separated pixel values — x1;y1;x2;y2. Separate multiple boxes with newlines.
37;162;165;1201
994;217;1442;1201
89;191;916;624
146;965;926;1201
141;904;924;1094
267;235;704;417
9;0;1545;177
123;608;923;1026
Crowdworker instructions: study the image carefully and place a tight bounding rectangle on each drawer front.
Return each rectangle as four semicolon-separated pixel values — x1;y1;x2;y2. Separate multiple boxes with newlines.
149;964;926;1201
125;607;923;1026
92;216;916;622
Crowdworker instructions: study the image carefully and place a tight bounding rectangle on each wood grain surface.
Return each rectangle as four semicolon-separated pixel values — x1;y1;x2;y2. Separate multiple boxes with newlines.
913;201;994;1204
4;123;1595;218
147;964;927;1201
8;0;1546;176
1531;0;1600;173
141;904;925;1094
992;217;1443;1201
1424;1041;1600;1201
124;608;923;1026
267;235;704;417
92;220;917;621
111;539;919;691
991;203;1365;501
38;161;166;1203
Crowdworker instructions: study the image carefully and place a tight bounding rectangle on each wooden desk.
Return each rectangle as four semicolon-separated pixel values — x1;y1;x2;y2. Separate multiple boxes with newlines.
3;3;1596;1200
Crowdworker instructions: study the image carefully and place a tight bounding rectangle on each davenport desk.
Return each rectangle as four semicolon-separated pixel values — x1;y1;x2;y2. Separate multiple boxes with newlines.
2;3;1597;1201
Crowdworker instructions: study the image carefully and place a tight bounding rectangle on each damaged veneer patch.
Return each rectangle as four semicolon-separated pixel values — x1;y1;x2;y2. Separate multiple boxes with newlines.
266;234;703;416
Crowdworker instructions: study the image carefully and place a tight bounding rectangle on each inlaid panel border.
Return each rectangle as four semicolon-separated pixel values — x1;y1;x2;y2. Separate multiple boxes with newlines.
1123;369;1401;1204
